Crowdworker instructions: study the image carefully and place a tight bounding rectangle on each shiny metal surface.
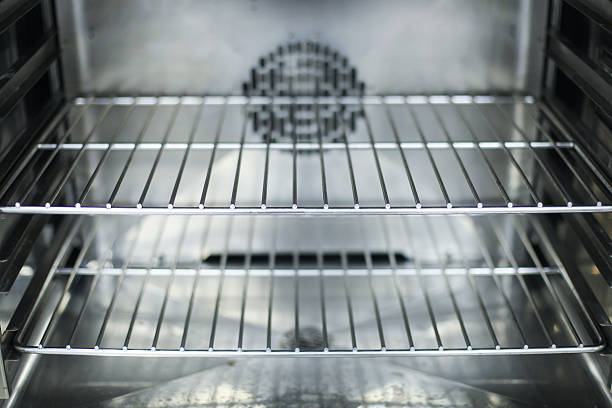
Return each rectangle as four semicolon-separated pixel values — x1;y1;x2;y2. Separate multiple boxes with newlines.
5;354;612;407
2;1;611;406
14;214;603;356
2;95;611;215
89;359;536;407
55;0;547;97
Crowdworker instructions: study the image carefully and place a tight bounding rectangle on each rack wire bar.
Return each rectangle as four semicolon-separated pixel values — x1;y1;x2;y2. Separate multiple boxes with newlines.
361;104;390;208
291;103;298;209
180;217;212;350
536;102;612;198
520;104;601;205
510;219;584;346
107;102;159;208
94;219;145;348
406;104;452;208
229;107;250;209
265;221;278;352
151;217;189;349
16;214;604;356
338;104;360;209
383;102;420;208
37;223;98;347
46;101;114;206
316;223;329;351
400;217;444;351
14;98;92;206
358;221;387;350
315;102;329;209
530;216;603;345
199;103;226;208
380;218;415;350
208;217;234;350
237;217;255;351
475;218;552;346
123;217;168;349
293;234;300;351
139;103;182;208
32;141;577;151
2;95;611;215
444;217;500;349
77;102;137;206
422;217;472;349
169;101;206;208
50;266;560;277
66;220;124;346
340;248;358;352
451;101;511;206
470;103;543;207
481;218;547;346
260;112;272;209
492;104;573;206
429;103;481;207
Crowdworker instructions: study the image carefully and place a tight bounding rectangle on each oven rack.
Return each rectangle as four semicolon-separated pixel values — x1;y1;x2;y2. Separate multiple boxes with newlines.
15;214;603;356
1;95;611;215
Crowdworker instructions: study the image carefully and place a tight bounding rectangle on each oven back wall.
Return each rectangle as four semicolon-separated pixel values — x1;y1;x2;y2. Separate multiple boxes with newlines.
55;0;547;96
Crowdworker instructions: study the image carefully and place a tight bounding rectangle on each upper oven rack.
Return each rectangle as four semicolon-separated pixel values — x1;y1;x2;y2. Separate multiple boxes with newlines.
1;95;611;215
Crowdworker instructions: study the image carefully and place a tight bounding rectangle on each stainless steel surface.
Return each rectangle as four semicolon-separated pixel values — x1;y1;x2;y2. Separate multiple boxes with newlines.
6;352;612;406
86;356;612;407
548;33;612;116
1;1;611;406
0;348;8;400
14;214;603;356
55;0;547;97
1;95;611;215
0;214;49;293
0;30;58;121
87;359;540;407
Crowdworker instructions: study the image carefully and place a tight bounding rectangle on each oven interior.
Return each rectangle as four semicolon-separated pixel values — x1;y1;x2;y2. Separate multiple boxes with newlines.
0;0;612;406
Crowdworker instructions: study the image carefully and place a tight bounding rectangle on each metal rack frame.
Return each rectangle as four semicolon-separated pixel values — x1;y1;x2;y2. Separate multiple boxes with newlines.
14;214;605;357
1;95;611;215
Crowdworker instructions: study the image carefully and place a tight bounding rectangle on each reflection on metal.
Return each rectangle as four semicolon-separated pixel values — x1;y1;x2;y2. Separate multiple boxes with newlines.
0;333;8;399
92;359;532;407
15;214;604;357
1;95;610;215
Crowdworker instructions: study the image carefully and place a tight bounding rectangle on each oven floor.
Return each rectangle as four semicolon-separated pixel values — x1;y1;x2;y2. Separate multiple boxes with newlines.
6;354;611;407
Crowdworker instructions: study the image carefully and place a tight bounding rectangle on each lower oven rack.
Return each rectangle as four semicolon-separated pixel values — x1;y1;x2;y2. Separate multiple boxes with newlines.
14;214;604;357
1;95;611;215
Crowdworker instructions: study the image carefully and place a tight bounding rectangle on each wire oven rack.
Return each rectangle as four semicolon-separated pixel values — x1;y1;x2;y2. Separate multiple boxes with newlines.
1;95;611;215
15;214;603;356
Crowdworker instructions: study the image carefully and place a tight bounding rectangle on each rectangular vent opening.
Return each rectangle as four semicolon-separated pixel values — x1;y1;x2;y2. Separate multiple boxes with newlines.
203;252;409;268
